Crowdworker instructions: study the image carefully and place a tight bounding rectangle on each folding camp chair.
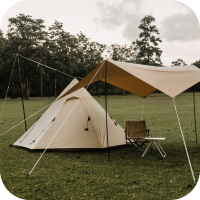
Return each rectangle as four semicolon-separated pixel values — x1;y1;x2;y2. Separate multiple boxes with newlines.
125;121;150;153
125;120;166;158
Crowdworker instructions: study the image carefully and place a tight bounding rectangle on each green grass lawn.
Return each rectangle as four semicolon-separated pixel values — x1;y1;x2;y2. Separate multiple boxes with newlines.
0;93;200;200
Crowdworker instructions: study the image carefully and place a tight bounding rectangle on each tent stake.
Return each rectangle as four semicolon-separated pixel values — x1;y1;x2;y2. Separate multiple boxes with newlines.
193;90;197;145
18;56;27;131
173;98;196;184
105;60;110;162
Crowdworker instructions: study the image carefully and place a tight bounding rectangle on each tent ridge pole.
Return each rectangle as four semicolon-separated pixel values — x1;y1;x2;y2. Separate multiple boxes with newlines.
173;98;196;184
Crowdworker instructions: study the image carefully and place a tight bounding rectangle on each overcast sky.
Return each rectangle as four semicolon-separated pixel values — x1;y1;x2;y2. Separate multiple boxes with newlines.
0;0;200;66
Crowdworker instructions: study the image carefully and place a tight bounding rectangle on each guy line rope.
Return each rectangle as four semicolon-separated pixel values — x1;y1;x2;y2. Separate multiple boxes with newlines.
0;53;84;135
17;54;83;79
28;60;106;176
0;102;53;137
173;98;196;184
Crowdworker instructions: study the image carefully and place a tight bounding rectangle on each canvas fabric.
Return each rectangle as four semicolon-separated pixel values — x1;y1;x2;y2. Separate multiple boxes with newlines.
59;60;200;99
126;121;146;138
14;79;126;149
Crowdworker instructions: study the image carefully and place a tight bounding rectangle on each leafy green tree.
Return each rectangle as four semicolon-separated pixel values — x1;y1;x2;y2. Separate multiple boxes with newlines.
171;59;187;66
107;44;136;95
47;21;71;97
46;23;106;96
0;29;20;99
74;32;106;96
75;32;106;76
6;14;47;99
0;30;7;97
192;59;200;92
193;59;200;68
108;44;136;63
0;15;107;98
132;15;162;66
0;30;5;67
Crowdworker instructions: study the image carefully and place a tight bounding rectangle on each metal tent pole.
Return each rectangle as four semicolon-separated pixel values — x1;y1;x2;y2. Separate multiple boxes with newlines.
141;97;146;120
173;98;195;184
18;55;27;131
105;60;110;161
193;90;197;145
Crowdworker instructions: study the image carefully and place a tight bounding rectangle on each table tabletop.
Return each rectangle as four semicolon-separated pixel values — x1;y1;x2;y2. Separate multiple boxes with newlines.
142;137;165;141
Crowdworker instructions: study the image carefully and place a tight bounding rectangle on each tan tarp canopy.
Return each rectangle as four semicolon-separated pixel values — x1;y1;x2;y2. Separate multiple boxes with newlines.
59;60;200;99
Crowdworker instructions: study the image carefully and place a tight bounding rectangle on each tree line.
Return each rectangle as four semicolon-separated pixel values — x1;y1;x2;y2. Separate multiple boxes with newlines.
0;14;199;99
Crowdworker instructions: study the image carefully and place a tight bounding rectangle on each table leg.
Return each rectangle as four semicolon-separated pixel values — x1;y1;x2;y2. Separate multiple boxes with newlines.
142;140;153;157
154;141;166;158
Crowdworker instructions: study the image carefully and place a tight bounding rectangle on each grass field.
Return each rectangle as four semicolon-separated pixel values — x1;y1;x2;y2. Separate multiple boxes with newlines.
0;93;200;200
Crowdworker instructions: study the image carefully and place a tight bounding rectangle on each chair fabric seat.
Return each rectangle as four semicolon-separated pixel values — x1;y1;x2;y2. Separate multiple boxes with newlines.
125;120;150;153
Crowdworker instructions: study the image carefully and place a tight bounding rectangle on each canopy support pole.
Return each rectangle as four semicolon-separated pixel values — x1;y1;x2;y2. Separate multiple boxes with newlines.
141;97;146;120
105;60;110;162
18;55;27;131
193;91;197;145
173;98;195;184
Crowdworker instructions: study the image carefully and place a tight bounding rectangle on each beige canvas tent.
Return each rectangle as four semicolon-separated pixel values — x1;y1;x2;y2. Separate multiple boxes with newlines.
14;79;126;150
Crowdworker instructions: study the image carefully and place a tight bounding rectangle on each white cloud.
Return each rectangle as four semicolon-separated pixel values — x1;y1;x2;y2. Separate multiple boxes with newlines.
161;12;200;42
160;40;200;65
0;0;200;65
95;0;145;40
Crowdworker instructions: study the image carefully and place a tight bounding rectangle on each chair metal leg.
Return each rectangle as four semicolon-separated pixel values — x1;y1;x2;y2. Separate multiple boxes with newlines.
125;131;127;154
129;141;143;152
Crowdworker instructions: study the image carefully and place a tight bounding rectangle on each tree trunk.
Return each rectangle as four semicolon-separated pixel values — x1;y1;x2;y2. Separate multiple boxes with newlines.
98;81;100;97
48;81;51;98
55;76;57;98
28;80;30;98
11;77;17;99
43;80;46;98
123;89;125;96
60;76;63;91
41;74;43;98
25;78;30;100
96;82;98;95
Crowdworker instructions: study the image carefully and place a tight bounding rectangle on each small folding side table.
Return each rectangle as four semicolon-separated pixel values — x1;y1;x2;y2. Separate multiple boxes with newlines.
141;137;167;158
